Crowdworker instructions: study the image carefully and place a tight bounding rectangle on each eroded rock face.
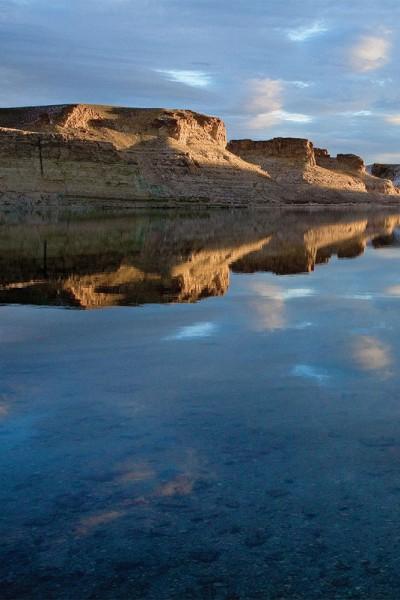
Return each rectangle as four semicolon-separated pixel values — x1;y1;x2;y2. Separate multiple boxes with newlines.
0;104;227;148
227;138;316;167
0;104;277;205
315;148;365;173
372;164;400;186
0;104;399;205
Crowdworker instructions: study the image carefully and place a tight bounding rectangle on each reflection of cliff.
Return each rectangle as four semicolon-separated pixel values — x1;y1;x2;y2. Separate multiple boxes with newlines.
0;210;399;308
232;213;400;275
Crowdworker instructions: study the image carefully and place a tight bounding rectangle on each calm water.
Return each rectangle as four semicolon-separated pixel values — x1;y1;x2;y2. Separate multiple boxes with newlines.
2;208;400;599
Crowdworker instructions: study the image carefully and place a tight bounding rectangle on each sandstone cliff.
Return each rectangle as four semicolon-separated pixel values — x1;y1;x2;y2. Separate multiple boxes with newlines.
228;138;399;196
0;104;399;207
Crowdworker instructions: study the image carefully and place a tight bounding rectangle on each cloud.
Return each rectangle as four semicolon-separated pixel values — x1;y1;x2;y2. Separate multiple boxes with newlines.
385;114;400;125
245;78;312;129
385;285;400;296
246;78;283;113
156;69;212;88
350;35;391;72
286;21;329;42
288;80;312;89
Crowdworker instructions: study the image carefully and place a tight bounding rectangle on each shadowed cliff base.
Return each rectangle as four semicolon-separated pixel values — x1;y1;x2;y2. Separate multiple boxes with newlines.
0;104;399;208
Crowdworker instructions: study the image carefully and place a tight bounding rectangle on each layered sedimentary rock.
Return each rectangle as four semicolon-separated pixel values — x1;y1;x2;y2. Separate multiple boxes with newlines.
0;103;399;206
229;137;399;196
0;104;277;206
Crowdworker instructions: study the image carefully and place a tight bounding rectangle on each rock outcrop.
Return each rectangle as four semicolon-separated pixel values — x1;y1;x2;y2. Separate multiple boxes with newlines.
0;103;399;206
229;136;399;196
371;164;400;187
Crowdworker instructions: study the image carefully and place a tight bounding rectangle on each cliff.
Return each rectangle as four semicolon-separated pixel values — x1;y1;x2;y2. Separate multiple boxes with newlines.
371;164;400;187
0;104;399;207
228;138;399;196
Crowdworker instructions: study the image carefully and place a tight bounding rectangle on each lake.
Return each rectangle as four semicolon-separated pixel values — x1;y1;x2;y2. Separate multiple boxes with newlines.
1;207;400;599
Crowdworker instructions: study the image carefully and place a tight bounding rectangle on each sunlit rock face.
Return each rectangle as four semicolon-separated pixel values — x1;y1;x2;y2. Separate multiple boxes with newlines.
0;104;399;206
0;209;399;308
228;137;399;195
315;148;365;174
0;104;277;206
228;138;316;167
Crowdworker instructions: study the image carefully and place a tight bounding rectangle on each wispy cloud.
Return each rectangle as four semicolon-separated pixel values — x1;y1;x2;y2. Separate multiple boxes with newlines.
350;35;391;72
286;21;329;42
245;78;312;129
156;69;212;88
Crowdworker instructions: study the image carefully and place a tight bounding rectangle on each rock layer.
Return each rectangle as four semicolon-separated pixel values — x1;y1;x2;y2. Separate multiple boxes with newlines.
0;104;399;206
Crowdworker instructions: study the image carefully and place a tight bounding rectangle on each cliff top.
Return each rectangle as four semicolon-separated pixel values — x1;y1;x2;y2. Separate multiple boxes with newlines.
0;104;227;149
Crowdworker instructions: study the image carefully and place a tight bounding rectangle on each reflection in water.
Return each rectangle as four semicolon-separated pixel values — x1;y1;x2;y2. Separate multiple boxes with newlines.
291;364;330;384
352;335;393;373
0;209;400;308
164;321;217;340
2;208;400;599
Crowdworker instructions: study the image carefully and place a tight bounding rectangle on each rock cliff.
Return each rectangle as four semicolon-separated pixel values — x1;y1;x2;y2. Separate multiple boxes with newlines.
371;164;400;187
0;104;399;206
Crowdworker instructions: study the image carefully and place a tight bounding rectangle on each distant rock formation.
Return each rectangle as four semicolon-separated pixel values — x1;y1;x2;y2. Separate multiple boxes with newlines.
371;164;400;187
0;104;399;206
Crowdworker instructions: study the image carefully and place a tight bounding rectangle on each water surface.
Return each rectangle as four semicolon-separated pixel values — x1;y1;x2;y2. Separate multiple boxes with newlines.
1;208;400;599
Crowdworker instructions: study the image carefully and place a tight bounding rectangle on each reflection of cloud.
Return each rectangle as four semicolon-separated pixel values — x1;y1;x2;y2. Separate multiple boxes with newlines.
76;510;123;536
248;282;285;331
350;35;391;72
353;336;392;372
386;285;400;296
156;474;194;497
291;364;330;384
250;282;314;300
117;467;154;484
248;282;315;332
0;404;8;418
164;321;216;340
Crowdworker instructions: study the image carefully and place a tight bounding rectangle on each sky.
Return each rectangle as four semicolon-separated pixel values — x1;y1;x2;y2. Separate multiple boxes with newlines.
0;0;399;162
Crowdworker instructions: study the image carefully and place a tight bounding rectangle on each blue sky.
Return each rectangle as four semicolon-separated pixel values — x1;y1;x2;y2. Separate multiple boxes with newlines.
0;0;399;161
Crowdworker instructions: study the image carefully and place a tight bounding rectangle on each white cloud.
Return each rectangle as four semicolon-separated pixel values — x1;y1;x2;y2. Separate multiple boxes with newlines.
286;21;329;42
350;35;391;72
339;110;373;117
385;114;400;125
156;69;212;88
248;110;313;128
246;78;283;113
245;78;312;129
288;80;312;88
